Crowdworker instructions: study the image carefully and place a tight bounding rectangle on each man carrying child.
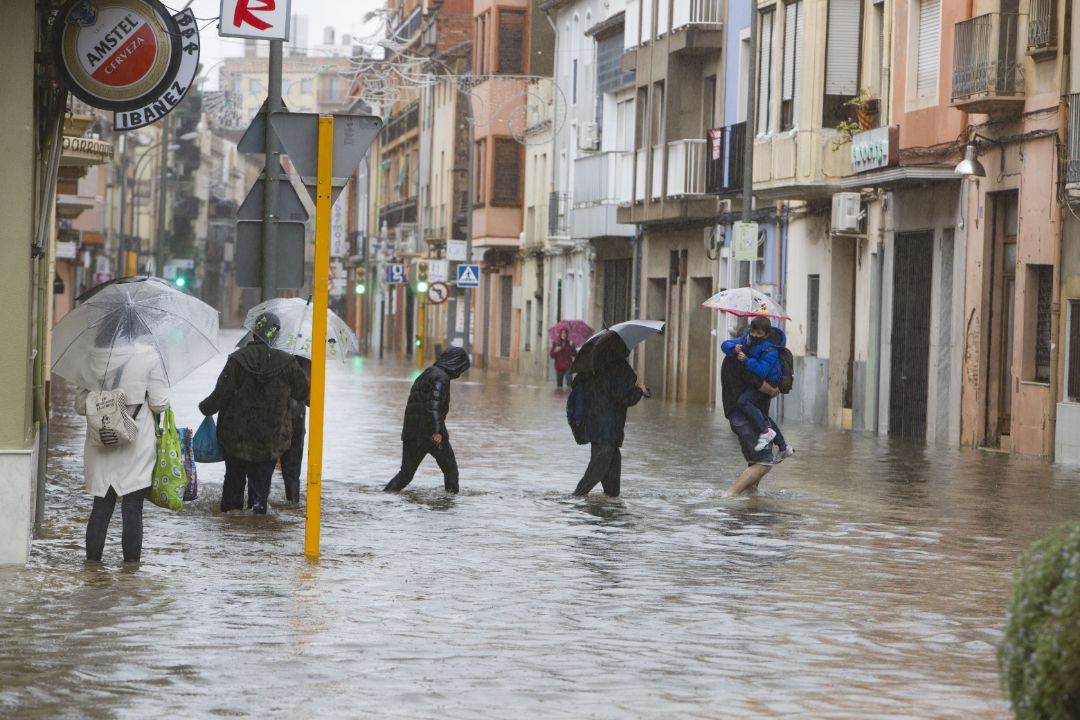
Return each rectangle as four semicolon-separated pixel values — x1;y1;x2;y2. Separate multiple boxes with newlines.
721;316;795;459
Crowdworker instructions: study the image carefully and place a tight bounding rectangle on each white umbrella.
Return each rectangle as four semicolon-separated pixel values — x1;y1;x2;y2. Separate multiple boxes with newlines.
572;320;665;373
51;277;220;389
701;286;790;320
244;298;358;362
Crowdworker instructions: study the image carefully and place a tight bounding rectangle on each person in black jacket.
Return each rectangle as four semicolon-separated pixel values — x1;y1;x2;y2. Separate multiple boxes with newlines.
384;347;471;494
572;357;648;497
199;313;310;514
279;356;312;503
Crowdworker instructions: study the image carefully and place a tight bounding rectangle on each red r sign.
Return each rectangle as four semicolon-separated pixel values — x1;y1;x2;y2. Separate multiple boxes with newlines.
219;0;290;40
233;0;274;31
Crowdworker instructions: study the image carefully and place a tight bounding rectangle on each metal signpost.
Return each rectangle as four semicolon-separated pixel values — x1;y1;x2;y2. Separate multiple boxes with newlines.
270;111;381;559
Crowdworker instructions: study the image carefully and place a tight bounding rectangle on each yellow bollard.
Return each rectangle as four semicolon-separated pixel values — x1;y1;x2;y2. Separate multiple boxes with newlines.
305;115;334;559
417;296;426;370
125;251;138;277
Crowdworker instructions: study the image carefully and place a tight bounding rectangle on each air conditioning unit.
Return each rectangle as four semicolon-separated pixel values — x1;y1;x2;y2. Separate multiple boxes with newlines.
831;192;862;233
578;122;600;151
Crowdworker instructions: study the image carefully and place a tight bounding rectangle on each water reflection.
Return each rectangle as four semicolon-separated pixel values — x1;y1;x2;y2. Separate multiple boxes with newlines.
1;338;1078;717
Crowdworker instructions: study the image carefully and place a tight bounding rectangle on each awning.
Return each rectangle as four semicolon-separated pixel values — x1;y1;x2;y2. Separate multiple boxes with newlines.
839;166;959;190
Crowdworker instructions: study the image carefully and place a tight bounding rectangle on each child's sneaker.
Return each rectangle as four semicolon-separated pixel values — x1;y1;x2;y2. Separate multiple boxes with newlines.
779;445;796;460
754;428;777;451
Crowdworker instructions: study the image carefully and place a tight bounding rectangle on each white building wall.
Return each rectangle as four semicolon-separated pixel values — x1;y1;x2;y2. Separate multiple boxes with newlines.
783;209;832;425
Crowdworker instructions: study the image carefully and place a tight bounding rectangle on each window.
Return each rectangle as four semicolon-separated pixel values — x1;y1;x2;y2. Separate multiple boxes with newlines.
248;78;263;94
326;77;342;101
914;0;940;99
823;0;862;126
650;81;665;146
869;0;885;99
1068;300;1080;401
616;96;635;152
500;275;513;357
781;1;803;131
492;138;521;205
300;78;313;95
1033;265;1053;383
498;9;525;75
475;12;488;75
572;59;578;104
474;139;486;205
807;274;820;355
603;258;633;326
757;8;775;135
703;75;717;133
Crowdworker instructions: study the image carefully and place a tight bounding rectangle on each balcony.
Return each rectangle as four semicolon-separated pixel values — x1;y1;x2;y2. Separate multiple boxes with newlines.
951;13;1024;115
1027;0;1057;58
549;191;570;239
573;152;622;207
671;0;723;55
420;19;437;55
382;102;419;145
1065;94;1080;191
666;140;707;197
389;6;423;45
572;152;636;238
705;123;745;195
423;226;446;243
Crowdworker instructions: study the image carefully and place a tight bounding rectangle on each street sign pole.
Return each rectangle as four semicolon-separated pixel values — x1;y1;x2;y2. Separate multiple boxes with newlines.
261;39;283;301
305;115;334;559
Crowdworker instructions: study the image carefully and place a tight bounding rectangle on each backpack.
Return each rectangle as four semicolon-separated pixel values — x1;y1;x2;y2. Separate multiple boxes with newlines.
85;389;140;448
566;377;590;445
776;347;795;394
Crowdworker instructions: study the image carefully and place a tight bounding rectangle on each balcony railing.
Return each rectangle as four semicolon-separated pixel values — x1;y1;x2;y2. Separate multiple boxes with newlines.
573;152;622;207
1028;0;1057;53
666;139;707;197
705;123;745;194
549;191;570;238
423;226;446;242
673;0;723;30
625;0;640;51
651;144;665;200
1066;94;1080;185
952;13;1024;111
383;102;419;144
389;6;423;44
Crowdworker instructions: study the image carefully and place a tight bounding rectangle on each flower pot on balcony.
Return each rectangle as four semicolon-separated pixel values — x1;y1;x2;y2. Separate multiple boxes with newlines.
854;99;880;130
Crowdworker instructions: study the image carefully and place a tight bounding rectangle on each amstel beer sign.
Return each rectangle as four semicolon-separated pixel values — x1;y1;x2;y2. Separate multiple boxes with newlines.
53;0;182;113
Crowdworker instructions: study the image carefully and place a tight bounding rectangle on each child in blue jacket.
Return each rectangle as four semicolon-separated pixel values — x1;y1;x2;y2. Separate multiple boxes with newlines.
721;315;792;454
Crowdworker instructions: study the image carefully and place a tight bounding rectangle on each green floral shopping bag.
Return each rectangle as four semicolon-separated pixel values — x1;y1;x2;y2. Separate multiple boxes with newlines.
150;407;187;511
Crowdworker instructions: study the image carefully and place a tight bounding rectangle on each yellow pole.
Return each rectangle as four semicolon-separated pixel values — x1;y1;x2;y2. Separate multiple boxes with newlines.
417;296;426;369
305;115;334;559
125;251;138;277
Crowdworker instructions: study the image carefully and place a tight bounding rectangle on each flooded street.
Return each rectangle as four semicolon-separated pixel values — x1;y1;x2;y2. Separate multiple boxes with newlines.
3;334;1080;718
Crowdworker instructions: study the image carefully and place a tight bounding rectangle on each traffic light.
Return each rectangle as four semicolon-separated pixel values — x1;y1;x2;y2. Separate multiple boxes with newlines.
415;335;422;348
355;267;367;295
173;269;191;289
415;261;429;295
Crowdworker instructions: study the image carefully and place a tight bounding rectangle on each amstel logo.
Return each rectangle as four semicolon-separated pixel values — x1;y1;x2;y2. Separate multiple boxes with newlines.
53;0;181;112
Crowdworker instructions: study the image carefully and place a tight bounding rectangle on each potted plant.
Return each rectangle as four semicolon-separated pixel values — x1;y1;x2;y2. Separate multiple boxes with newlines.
847;90;880;130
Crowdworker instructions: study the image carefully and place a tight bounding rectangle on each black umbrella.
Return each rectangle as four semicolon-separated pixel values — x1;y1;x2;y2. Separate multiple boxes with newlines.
570;320;666;373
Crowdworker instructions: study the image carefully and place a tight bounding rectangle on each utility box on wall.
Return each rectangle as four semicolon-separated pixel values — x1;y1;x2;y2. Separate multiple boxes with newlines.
831;192;862;234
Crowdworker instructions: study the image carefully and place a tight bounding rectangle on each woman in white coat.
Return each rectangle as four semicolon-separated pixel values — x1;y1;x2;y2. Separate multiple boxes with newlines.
75;335;169;562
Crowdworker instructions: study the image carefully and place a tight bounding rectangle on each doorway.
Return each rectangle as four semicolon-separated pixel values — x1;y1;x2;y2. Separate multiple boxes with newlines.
889;232;934;439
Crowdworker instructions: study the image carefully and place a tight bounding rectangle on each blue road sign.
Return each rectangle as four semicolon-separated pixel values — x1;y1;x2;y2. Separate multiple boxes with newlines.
386;263;407;284
457;264;481;288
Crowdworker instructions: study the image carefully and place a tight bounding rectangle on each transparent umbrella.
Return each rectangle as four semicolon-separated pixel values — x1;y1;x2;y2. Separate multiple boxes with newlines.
51;277;221;390
244;298;358;362
701;286;790;320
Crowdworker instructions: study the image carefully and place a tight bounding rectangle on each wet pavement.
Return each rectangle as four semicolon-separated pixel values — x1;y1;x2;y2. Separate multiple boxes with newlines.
3;331;1080;718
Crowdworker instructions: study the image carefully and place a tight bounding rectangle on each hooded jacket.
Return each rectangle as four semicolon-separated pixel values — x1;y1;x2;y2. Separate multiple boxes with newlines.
199;341;310;462
401;347;471;441
721;327;787;384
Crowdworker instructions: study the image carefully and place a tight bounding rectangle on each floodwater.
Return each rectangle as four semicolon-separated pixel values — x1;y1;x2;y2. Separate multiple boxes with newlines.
3;332;1079;719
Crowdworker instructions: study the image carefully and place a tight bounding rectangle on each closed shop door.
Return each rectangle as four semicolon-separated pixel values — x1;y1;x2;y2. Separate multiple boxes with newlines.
889;232;934;439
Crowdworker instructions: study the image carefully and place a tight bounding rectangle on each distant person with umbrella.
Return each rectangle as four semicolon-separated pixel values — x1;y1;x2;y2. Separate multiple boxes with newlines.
199;312;310;514
549;320;591;390
51;277;220;562
567;320;662;497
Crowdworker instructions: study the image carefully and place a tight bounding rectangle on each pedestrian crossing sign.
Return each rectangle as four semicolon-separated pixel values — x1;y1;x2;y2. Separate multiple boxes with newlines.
457;264;481;288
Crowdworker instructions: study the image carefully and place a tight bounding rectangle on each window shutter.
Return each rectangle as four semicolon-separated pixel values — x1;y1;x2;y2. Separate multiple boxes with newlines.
757;9;775;133
493;139;522;205
782;1;803;104
825;0;861;96
498;10;525;75
916;0;940;98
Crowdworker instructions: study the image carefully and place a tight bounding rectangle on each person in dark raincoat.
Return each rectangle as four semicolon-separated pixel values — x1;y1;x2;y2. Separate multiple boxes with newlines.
384;347;471;494
279;356;312;503
571;355;648;497
199;313;310;513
